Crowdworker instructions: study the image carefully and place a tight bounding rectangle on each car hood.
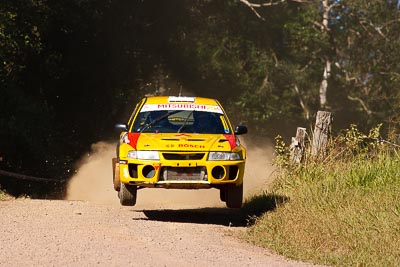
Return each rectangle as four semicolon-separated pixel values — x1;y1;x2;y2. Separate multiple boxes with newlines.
130;133;237;151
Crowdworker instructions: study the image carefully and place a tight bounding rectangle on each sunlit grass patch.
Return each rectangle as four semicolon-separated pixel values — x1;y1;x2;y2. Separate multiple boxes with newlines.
242;126;400;266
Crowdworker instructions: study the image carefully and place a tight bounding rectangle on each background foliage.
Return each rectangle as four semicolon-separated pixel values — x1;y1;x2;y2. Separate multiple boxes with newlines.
1;0;400;195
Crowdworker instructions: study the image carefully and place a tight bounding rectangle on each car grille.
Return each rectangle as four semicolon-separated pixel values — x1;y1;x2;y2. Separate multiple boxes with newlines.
162;153;205;160
161;167;207;181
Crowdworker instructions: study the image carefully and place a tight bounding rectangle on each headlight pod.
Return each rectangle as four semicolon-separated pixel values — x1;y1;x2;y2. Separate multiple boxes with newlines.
127;150;160;160
208;152;242;161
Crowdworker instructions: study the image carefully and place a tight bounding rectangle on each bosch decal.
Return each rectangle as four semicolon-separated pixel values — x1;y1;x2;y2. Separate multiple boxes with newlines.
178;144;205;149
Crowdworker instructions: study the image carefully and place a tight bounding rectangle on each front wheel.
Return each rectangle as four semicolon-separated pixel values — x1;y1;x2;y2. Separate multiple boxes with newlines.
225;184;243;208
219;188;226;202
119;183;137;206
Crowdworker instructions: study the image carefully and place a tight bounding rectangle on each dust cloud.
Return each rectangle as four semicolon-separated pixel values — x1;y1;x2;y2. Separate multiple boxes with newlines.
65;142;119;205
65;136;275;208
241;136;276;197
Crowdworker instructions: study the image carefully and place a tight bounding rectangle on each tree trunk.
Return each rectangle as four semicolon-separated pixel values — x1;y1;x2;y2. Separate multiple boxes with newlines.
319;59;331;109
294;85;310;120
319;0;332;109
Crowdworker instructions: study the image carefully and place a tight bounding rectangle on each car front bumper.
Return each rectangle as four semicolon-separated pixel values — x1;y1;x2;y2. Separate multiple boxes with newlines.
119;157;245;189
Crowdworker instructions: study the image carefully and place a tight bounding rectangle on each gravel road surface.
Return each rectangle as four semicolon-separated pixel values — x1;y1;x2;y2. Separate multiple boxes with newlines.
0;199;317;267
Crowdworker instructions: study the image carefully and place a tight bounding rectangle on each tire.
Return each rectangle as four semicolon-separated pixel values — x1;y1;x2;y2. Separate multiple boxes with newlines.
219;188;226;202
119;183;137;206
112;158;120;191
225;184;243;208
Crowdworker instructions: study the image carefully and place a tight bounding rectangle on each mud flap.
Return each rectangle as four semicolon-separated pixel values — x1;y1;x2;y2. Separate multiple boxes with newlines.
112;158;120;191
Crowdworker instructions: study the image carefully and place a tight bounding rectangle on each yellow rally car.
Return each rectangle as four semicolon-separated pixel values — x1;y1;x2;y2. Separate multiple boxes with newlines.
112;96;247;208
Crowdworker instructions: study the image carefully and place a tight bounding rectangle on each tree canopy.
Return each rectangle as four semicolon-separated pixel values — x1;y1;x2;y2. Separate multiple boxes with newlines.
1;0;400;194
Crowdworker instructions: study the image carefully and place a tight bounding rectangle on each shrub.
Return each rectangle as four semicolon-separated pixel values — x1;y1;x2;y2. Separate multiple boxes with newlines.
244;124;400;266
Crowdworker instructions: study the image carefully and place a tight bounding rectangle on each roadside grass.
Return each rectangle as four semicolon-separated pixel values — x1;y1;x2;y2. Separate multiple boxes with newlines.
242;127;400;266
0;189;13;201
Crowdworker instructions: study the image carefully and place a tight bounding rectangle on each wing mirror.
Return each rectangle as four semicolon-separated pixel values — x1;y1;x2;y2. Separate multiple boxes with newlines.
115;123;128;132
234;125;248;135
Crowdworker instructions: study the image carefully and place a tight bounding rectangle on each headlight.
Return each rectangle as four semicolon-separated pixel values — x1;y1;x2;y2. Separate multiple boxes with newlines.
127;150;137;159
208;152;242;161
127;150;160;160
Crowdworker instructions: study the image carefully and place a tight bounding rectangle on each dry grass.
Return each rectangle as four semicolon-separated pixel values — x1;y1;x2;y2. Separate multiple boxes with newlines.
242;129;400;266
0;190;13;201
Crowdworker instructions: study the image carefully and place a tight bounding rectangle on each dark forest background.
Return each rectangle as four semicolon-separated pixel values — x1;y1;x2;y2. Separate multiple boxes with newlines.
1;0;400;196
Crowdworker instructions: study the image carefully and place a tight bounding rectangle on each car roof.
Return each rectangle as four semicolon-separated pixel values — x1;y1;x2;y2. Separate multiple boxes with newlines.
144;96;220;106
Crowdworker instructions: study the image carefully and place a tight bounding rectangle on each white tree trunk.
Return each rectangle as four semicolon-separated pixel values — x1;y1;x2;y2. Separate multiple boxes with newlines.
294;84;310;120
321;0;329;31
240;0;335;110
319;0;331;109
319;59;331;108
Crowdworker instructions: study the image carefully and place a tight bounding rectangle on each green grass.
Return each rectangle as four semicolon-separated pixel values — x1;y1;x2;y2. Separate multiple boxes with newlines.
242;145;400;266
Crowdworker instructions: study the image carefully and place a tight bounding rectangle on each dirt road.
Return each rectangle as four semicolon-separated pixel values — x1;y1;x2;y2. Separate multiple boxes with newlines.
0;139;318;266
0;199;317;267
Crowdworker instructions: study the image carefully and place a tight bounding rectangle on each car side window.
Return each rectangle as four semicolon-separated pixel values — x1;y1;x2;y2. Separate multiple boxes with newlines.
132;112;148;132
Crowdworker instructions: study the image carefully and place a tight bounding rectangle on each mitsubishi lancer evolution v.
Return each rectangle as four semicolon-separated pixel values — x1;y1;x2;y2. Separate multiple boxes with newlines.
112;96;247;208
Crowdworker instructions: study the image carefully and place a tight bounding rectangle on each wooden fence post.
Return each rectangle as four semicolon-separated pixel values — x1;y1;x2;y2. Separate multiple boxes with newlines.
311;110;332;159
290;127;307;164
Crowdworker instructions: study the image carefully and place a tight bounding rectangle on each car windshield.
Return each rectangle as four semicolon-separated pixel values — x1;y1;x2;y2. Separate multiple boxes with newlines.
132;110;230;134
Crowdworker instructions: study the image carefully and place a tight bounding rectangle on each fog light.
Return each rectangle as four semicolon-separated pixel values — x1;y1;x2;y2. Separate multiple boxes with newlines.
142;165;155;178
211;166;225;179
